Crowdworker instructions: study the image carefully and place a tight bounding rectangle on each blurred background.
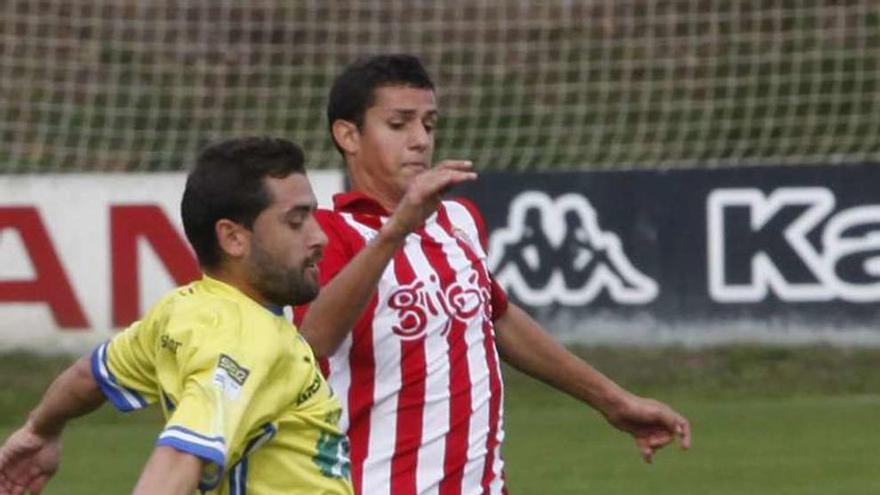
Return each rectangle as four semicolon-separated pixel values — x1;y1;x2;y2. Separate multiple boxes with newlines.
4;0;880;172
1;1;878;493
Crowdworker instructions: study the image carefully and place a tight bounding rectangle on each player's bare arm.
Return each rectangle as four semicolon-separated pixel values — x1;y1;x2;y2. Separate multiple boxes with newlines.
132;446;203;495
0;356;104;495
494;303;691;463
299;161;477;357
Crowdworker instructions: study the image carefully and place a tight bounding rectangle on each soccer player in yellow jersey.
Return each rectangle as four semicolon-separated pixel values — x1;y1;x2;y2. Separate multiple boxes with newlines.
0;137;353;495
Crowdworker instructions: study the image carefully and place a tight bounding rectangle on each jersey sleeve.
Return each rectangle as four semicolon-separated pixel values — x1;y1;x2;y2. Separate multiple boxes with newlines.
90;320;159;412
488;277;509;321
293;209;357;325
452;198;510;320
154;304;278;491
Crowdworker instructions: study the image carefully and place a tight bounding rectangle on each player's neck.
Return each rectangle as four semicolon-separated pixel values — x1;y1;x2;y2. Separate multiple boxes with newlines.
348;181;401;214
204;266;270;307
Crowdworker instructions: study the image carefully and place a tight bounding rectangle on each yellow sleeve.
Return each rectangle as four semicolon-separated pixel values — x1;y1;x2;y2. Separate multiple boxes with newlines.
90;319;159;412
154;303;278;491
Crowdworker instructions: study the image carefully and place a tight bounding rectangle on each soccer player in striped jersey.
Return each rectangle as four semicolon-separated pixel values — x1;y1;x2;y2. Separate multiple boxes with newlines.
0;138;353;495
294;54;692;495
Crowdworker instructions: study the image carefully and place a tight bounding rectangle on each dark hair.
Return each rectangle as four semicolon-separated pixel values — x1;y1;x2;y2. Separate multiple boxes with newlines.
327;54;435;152
181;136;306;268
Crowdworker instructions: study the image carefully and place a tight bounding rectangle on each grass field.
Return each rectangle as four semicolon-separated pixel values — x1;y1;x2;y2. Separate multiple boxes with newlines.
1;346;878;494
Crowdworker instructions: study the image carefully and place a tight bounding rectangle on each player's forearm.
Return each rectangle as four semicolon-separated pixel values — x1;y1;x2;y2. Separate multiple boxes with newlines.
27;356;106;437
300;223;408;356
494;304;631;416
132;446;203;495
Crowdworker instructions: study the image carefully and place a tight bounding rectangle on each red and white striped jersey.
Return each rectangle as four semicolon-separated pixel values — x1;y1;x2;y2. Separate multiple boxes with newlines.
295;192;510;495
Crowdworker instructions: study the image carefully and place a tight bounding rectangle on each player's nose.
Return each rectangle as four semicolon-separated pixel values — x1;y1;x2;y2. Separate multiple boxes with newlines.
409;124;430;150
309;218;328;250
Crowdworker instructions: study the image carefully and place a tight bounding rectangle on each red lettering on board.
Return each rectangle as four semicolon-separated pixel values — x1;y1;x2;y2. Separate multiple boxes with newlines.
0;207;89;329
111;205;199;326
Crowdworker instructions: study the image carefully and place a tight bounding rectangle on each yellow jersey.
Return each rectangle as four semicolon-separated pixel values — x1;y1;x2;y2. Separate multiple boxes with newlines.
90;275;353;495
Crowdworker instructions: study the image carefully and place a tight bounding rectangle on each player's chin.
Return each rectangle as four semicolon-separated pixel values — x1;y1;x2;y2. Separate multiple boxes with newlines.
400;163;428;179
289;281;320;306
304;262;320;280
302;266;321;294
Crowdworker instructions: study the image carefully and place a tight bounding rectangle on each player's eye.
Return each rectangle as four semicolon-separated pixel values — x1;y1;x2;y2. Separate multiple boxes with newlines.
389;121;405;130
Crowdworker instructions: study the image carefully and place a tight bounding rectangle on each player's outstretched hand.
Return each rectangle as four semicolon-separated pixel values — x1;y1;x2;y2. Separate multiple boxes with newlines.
385;160;477;238
603;394;691;463
0;422;61;495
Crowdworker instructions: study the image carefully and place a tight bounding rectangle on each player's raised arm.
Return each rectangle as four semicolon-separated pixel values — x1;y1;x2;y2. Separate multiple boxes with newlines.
298;161;476;357
0;356;105;495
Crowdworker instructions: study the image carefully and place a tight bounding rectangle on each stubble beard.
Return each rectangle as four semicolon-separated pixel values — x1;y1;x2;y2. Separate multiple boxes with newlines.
247;241;320;307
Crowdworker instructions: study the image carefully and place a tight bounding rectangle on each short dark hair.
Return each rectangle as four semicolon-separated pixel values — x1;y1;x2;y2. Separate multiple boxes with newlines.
327;54;435;152
181;136;306;268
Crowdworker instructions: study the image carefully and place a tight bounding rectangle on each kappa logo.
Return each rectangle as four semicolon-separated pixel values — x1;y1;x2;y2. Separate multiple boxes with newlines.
488;191;658;305
707;187;880;303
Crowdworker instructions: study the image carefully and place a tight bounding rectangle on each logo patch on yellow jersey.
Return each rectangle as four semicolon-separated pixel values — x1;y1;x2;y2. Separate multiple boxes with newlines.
160;334;182;354
213;354;249;401
296;373;322;406
217;354;250;385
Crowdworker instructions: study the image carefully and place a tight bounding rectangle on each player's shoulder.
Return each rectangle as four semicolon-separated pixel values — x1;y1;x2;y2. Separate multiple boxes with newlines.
315;206;337;218
443;197;484;223
158;282;247;340
314;206;368;252
314;207;350;234
315;206;348;225
443;197;488;240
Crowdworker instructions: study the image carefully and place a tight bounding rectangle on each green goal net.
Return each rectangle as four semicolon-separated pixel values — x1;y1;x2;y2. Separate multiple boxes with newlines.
2;1;878;173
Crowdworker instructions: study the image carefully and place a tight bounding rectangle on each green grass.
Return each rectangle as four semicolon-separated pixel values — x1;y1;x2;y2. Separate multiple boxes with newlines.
504;369;880;494
1;346;878;494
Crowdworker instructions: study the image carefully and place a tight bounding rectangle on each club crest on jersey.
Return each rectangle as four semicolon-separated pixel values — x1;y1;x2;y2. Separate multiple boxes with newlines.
451;227;477;251
387;271;491;340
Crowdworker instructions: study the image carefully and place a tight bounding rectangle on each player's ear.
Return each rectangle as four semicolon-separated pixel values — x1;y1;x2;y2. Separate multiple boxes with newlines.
215;218;250;260
332;119;360;155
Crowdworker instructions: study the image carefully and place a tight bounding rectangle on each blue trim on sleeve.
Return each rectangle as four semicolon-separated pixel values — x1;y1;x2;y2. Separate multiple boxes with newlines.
89;342;148;412
157;426;227;491
161;426;225;444
156;435;225;466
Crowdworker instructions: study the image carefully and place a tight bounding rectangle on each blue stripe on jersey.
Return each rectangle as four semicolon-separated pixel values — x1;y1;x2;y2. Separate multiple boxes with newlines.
230;458;248;495
162;392;176;412
157;426;226;490
244;423;277;455
228;423;276;495
89;342;148;412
